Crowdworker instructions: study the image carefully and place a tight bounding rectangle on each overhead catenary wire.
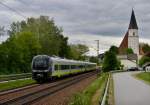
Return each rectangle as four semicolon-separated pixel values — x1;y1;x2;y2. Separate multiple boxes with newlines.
17;0;28;5
0;1;26;19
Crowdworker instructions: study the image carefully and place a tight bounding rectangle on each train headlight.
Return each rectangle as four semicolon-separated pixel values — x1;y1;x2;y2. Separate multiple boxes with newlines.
37;74;43;78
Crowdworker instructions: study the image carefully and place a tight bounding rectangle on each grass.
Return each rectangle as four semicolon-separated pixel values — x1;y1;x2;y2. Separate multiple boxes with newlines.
105;74;115;105
91;75;107;105
134;72;150;84
69;73;108;105
0;79;36;92
0;73;31;77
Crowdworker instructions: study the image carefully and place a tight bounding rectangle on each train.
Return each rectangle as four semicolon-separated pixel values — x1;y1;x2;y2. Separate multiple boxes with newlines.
31;55;97;82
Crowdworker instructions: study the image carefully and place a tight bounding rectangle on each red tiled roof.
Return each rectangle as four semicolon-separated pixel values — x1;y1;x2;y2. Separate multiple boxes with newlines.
119;32;128;54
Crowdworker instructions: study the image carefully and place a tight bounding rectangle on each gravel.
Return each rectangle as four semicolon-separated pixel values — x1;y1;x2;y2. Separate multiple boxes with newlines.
0;72;97;105
32;75;97;105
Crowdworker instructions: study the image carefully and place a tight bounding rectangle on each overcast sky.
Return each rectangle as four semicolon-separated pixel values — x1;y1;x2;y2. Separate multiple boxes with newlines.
0;0;150;55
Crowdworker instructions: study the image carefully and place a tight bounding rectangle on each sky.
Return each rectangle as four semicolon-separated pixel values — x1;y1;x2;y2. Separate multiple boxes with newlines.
0;0;150;56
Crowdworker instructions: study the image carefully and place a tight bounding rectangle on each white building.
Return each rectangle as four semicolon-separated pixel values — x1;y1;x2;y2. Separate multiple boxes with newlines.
118;10;141;70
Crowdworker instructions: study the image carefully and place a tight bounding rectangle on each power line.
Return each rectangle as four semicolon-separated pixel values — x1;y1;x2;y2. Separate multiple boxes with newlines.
17;0;28;5
0;1;26;19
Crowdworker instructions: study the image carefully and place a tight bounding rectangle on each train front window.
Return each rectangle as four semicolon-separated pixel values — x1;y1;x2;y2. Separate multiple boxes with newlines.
33;56;49;70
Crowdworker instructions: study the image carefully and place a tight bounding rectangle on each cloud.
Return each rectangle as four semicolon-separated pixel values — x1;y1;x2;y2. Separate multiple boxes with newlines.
64;33;150;56
0;0;150;55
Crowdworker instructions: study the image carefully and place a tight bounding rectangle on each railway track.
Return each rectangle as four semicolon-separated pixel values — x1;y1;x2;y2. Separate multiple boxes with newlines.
0;84;40;96
0;71;96;105
0;73;32;82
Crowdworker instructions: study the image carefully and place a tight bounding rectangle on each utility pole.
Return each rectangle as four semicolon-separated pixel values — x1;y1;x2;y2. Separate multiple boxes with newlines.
95;40;99;57
95;40;100;74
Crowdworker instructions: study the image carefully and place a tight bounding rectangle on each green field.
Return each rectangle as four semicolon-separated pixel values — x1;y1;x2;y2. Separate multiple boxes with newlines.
135;72;150;84
69;73;108;105
0;79;36;92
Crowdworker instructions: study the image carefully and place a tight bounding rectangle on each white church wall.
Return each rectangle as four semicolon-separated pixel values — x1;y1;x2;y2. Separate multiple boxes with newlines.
128;29;138;36
128;29;139;55
117;55;137;70
120;59;137;70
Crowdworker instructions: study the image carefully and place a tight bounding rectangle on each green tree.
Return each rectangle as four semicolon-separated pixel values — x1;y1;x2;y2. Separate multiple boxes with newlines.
0;43;9;74
102;51;119;72
68;44;89;60
0;16;90;74
126;48;134;54
139;56;150;66
0;16;71;74
9;16;69;57
14;32;41;72
89;56;99;64
141;43;150;53
109;45;118;54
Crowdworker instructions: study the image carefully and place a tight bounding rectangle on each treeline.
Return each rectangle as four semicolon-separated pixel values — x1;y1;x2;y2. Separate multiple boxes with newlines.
0;16;88;74
139;43;150;66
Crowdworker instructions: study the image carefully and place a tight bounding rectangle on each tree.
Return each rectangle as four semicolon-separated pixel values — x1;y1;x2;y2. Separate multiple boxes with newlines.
89;56;99;64
139;56;150;66
0;16;72;74
0;43;9;74
109;45;118;54
102;51;119;72
126;48;134;54
68;44;89;60
0;16;90;74
141;43;150;53
58;36;70;58
14;32;41;72
8;16;69;57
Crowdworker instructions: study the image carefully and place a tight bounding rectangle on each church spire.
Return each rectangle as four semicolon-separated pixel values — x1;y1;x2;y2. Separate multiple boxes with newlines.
128;9;138;29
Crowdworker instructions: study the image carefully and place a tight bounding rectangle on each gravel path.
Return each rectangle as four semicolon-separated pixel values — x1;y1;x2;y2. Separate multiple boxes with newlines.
113;72;150;105
32;74;97;105
0;72;97;105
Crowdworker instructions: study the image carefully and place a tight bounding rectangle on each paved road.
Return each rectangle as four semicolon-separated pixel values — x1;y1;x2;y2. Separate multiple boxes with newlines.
113;72;150;105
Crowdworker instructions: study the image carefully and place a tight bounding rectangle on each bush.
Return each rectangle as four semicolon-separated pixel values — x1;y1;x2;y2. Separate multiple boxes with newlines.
139;56;150;66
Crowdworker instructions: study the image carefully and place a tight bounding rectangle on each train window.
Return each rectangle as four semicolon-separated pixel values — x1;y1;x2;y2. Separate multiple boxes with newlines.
55;65;59;70
33;56;49;70
66;65;70;69
71;65;75;69
71;65;78;69
60;65;62;70
60;65;70;70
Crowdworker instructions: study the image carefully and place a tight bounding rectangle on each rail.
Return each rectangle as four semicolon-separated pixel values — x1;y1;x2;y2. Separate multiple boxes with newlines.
0;71;96;105
0;73;32;82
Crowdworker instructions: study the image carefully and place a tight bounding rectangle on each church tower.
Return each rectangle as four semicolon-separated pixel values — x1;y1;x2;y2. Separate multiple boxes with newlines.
118;10;140;69
128;10;139;55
